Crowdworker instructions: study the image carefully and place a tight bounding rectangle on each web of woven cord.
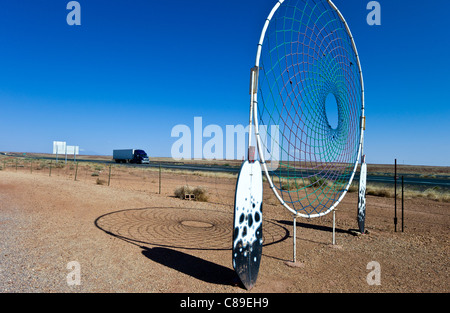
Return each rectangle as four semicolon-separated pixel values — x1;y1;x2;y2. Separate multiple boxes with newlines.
257;0;363;216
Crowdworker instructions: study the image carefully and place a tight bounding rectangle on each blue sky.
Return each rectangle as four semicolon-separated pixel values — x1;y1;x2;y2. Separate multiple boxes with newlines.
0;0;448;166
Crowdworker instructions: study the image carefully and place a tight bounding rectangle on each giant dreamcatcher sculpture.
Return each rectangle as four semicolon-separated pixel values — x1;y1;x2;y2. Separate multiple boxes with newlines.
233;0;366;290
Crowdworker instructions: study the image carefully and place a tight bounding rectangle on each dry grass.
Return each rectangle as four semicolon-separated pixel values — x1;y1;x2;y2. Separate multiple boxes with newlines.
174;185;209;202
406;188;450;202
280;179;306;191
278;176;332;191
96;178;106;185
347;182;450;203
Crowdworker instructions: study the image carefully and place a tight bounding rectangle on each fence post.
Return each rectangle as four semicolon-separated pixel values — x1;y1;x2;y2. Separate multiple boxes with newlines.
159;163;162;194
108;164;112;186
74;162;78;181
30;160;33;173
16;159;18;172
49;160;52;176
394;159;397;232
402;176;404;232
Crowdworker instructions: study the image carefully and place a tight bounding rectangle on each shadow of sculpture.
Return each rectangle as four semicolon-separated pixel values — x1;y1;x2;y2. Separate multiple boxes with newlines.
94;207;290;288
141;246;238;286
277;219;353;235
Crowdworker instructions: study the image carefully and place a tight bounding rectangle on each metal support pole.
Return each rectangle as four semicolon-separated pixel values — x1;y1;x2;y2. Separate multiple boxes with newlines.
293;215;297;263
108;164;112;186
159;163;162;194
74;162;78;181
402;176;404;232
394;159;397;232
332;210;336;245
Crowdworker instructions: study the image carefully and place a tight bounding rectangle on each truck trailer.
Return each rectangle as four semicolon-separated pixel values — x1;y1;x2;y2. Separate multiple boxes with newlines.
113;149;150;164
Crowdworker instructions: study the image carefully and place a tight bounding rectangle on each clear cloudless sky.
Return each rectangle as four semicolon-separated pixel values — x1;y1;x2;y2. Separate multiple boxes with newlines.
0;0;448;166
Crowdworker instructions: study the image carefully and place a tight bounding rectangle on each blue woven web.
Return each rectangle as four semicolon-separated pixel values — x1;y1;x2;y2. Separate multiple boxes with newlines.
257;0;363;216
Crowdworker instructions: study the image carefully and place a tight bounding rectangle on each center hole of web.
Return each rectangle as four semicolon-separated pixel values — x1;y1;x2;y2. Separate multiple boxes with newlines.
325;93;339;130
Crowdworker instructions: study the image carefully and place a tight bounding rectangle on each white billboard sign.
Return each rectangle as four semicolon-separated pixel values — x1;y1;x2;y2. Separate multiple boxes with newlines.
53;141;67;155
66;146;80;155
53;141;80;162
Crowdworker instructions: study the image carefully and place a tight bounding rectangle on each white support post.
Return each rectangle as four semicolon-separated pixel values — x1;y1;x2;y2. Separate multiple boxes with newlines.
332;210;336;245
293;215;297;263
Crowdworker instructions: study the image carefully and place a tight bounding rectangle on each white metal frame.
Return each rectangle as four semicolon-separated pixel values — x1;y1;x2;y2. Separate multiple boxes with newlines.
250;0;365;219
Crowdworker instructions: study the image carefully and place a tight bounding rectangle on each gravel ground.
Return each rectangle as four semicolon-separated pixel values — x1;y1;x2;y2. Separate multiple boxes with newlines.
0;170;448;293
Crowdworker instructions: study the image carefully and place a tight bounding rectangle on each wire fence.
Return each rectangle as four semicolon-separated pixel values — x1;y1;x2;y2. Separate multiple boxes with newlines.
1;156;448;235
0;156;297;211
0;157;247;207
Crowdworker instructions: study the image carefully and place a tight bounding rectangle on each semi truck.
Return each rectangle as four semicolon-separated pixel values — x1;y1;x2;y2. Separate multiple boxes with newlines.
113;149;150;164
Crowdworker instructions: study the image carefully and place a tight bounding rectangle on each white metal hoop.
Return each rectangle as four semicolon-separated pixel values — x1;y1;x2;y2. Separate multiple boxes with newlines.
251;0;365;218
